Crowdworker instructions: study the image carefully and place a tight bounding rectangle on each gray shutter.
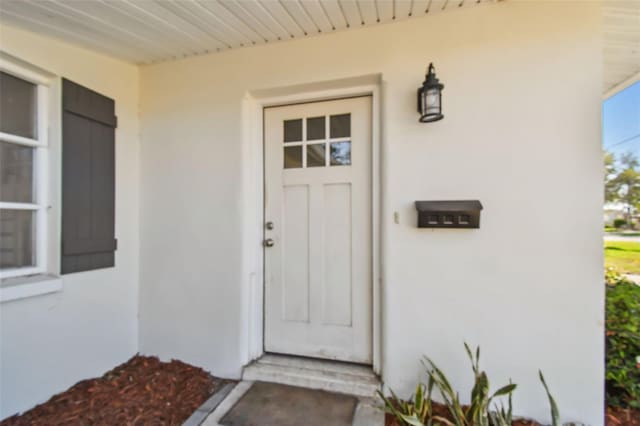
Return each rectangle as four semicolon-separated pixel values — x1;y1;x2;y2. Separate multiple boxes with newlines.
61;79;117;274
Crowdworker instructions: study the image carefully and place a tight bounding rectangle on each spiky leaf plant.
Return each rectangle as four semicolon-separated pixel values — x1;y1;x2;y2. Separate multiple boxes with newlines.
378;378;434;426
539;371;560;426
422;343;517;426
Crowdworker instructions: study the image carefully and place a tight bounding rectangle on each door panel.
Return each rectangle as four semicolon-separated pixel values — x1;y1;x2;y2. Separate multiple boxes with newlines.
264;96;372;364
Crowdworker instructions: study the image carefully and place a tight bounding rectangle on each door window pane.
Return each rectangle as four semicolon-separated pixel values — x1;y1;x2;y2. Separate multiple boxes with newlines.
284;146;303;169
330;114;350;138
330;141;351;166
0;71;37;139
283;119;303;143
307;143;325;167
0;209;35;268
0;141;34;203
306;116;325;140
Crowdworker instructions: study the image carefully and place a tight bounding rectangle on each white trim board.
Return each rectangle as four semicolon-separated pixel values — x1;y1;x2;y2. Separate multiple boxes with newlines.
0;55;52;280
240;75;383;375
603;71;640;100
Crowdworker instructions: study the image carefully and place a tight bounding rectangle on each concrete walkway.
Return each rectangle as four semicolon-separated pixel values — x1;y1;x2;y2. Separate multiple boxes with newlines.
625;274;640;285
189;380;384;426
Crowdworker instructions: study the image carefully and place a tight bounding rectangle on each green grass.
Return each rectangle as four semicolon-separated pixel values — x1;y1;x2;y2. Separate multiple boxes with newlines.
605;241;640;275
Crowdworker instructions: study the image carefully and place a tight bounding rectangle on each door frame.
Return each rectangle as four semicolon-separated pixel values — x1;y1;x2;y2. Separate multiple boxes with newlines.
240;79;382;374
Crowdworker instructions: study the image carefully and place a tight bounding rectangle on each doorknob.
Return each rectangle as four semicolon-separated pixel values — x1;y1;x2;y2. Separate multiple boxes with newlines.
264;238;275;247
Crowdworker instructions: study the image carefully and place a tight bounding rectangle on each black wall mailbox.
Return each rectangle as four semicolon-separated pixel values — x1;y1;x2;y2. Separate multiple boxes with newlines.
415;200;483;229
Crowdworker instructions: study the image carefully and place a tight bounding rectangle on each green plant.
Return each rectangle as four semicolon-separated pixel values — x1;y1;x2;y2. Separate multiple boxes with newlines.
606;266;623;285
488;391;512;426
422;344;516;426
379;344;564;426
378;381;434;426
539;371;560;426
606;276;640;409
488;393;512;426
614;218;627;229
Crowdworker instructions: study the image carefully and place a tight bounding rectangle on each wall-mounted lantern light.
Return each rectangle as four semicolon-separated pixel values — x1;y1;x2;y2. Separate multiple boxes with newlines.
417;63;444;123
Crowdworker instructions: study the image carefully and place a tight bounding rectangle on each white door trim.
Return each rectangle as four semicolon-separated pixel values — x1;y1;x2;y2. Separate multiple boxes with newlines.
240;80;382;374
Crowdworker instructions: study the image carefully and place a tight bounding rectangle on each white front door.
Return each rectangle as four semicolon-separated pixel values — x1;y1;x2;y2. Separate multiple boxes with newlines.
264;96;372;364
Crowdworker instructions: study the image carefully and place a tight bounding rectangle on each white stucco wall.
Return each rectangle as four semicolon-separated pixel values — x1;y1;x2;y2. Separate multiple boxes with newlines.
139;1;603;423
0;25;140;419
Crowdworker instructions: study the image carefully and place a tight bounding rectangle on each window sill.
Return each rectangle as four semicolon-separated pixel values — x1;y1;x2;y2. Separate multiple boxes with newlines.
0;274;63;303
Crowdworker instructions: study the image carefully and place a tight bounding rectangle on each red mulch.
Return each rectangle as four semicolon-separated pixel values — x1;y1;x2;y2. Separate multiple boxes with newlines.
1;355;231;426
384;402;639;425
607;406;640;426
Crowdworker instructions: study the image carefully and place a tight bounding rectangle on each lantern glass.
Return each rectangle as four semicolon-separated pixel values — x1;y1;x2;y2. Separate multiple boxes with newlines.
425;88;440;114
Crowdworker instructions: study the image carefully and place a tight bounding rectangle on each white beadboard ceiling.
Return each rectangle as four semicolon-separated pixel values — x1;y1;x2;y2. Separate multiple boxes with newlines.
0;1;638;92
0;0;496;64
604;0;640;93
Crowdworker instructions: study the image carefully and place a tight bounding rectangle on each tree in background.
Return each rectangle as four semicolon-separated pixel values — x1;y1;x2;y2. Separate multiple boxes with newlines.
605;151;640;228
605;151;618;203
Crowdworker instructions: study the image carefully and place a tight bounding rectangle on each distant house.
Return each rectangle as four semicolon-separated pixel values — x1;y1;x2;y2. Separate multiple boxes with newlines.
604;203;628;225
604;202;639;227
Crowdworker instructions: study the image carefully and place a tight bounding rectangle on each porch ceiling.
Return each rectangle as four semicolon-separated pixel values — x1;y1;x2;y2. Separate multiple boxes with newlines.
0;0;495;65
604;0;640;93
0;1;637;93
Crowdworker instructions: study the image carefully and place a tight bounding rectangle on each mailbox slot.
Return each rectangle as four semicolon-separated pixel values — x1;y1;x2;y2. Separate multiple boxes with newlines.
415;200;483;229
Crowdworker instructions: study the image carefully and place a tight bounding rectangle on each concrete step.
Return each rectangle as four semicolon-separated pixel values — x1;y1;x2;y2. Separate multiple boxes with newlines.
242;354;380;398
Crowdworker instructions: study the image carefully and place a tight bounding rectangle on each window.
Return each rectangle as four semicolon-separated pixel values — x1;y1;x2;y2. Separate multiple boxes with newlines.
282;114;352;169
0;69;49;279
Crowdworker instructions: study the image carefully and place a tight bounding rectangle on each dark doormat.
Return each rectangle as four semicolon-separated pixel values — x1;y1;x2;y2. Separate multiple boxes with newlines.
220;382;358;426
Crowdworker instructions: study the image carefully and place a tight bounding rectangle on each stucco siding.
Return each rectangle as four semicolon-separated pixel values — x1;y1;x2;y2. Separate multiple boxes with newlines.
0;25;140;419
139;1;603;424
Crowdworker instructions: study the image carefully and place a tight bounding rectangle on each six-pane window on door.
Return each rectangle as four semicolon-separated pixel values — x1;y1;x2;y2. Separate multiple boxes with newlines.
0;70;49;279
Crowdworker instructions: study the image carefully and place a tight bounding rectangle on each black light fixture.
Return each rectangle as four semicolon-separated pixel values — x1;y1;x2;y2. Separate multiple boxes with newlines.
417;63;444;123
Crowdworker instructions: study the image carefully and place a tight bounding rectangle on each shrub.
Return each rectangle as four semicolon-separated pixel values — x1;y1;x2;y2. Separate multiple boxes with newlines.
613;218;627;229
606;266;623;286
606;275;640;409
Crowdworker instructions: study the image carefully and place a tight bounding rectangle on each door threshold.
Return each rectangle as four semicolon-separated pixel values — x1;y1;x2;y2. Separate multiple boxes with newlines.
242;354;380;398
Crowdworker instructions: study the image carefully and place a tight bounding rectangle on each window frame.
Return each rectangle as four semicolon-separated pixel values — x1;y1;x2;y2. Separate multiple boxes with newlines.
0;60;50;279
